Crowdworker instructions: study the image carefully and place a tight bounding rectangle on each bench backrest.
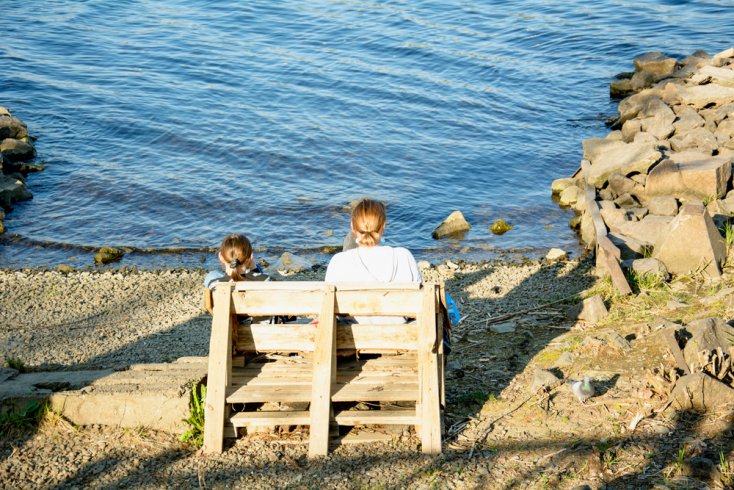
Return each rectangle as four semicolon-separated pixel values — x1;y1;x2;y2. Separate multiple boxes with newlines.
207;281;445;354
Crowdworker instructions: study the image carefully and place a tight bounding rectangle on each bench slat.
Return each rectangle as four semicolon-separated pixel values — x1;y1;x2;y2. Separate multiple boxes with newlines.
235;323;418;352
231;411;312;427
334;409;418;426
231;289;423;316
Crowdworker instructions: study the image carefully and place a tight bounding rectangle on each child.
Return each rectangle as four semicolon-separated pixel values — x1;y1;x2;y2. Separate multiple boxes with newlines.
204;233;268;289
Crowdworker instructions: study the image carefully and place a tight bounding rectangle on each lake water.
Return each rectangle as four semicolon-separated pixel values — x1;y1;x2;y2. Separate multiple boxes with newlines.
1;0;732;268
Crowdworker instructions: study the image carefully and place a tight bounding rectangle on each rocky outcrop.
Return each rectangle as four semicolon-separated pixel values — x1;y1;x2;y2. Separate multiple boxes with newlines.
432;210;471;239
554;48;734;281
0;107;37;234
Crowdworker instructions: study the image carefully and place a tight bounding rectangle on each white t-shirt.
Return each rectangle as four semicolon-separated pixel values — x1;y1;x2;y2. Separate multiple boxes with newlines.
325;245;422;324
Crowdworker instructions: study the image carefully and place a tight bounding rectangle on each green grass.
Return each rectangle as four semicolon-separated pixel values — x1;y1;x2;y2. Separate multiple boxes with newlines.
720;220;734;249
179;384;206;447
0;401;45;437
5;357;28;373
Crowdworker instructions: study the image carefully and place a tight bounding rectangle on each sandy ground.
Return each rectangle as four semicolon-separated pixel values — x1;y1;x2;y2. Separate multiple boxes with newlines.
1;259;733;489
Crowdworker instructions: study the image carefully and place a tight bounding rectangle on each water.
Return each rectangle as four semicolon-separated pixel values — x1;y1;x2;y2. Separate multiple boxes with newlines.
1;0;732;268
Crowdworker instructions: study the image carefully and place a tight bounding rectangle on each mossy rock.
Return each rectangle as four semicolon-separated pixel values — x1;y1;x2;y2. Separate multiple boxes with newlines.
94;247;124;265
56;264;75;273
489;219;513;235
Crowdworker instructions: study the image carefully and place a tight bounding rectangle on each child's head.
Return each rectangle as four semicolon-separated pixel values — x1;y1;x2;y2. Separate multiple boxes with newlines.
218;233;254;281
351;198;386;247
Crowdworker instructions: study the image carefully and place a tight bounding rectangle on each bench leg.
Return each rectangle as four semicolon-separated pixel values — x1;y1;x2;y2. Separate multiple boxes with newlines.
309;285;336;458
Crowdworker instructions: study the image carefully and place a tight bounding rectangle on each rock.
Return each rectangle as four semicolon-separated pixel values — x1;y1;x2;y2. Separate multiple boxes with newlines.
614;193;639;208
614;215;673;245
94;247;125;265
610;78;633;97
432;210;471;239
489;219;513;235
633;52;678;80
569;295;608;324
609;233;649;260
608;173;645;198
626;206;648;221
0;138;35;162
672;105;705;133
551;177;577;195
636;96;676;140
554;352;574;368
645;152;732;200
633;131;661;147
677;83;734;110
601;329;632;352
489;321;516;334
690;65;734;88
629;258;670;281
584;140;662;188
682;456;720;480
0;115;29;140
532;369;561;391
713;47;734;67
558;185;580;207
606;130;624;141
621;119;642;142
266;252;313;274
600;206;627;229
715;119;734;147
0;174;33;210
682;317;734;369
545;248;567;262
670;372;734;412
669;127;718;154
56;264;75;274
653;203;726;278
646;196;679;216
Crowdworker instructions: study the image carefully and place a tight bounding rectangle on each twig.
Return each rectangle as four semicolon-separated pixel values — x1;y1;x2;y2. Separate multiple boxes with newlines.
468;392;536;459
484;292;580;326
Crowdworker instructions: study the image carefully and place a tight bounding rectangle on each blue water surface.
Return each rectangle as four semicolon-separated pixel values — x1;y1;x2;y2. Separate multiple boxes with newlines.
1;0;732;267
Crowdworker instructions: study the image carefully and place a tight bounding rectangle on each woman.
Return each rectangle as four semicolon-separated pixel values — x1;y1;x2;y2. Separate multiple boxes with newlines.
325;198;421;285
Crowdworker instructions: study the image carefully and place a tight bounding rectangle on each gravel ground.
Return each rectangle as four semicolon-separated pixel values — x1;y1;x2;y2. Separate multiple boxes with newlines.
2;260;733;489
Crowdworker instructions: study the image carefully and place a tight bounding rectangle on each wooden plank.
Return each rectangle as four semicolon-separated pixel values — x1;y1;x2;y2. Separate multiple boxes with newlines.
231;288;423;316
336;323;418;350
332;382;419;402
231;411;312;427
333;431;393;446
309;285;336;458
234;322;418;352
203;288;213;314
580;159;631;296
232;281;421;292
235;324;317;352
231;372;418;385
202;283;235;454
226;384;312;403
418;283;442;454
334;409;418;426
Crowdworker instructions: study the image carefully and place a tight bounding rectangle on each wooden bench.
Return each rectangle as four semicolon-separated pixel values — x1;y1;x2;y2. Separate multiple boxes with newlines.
202;281;448;457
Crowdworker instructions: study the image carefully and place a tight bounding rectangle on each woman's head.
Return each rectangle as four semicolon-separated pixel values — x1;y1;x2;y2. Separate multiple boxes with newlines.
351;199;386;247
218;233;254;281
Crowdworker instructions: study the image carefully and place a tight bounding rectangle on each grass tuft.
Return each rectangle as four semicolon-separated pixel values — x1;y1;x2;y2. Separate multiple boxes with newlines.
180;384;206;447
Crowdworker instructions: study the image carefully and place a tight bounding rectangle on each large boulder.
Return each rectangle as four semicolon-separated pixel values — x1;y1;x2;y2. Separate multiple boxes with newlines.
551;177;577;195
612;214;673;246
636;96;676;140
633;52;678;80
646;196;678;216
690;65;734;88
558;185;580;207
618;90;668;124
608;173;645;199
0;138;35;162
669;127;718;154
0;115;29;140
609;232;649;259
677;83;734;110
682;317;734;370
713;47;734;67
645;151;732;200
672;105;705;133
0;175;32;210
653;203;726;278
715;119;734;148
671;373;734;412
583;139;662;188
626;257;670;281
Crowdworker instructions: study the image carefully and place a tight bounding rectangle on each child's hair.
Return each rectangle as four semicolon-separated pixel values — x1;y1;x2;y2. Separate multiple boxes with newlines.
219;233;253;282
351;199;386;247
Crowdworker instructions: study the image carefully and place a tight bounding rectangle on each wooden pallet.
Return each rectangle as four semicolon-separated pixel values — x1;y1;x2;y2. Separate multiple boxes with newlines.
202;281;447;458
